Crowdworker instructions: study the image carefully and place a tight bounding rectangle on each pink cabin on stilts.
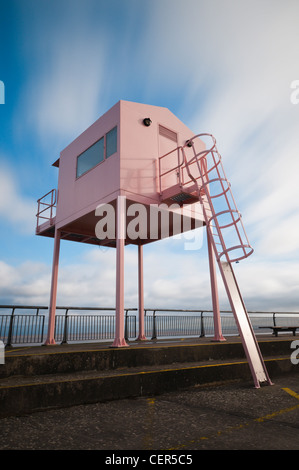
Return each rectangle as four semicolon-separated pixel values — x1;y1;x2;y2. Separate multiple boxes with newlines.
36;100;272;388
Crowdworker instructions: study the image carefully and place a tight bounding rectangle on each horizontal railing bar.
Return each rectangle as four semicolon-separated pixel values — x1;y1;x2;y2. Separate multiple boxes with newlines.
0;305;298;315
37;188;57;204
0;305;138;311
37;202;53;209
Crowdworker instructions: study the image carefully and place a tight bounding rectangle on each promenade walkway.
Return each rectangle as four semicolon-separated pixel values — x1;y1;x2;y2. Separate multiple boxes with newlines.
0;336;298;451
0;375;299;450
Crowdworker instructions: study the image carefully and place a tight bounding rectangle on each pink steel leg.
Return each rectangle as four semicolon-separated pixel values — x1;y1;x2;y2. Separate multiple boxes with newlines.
45;228;61;345
111;196;128;347
207;229;226;342
137;244;147;341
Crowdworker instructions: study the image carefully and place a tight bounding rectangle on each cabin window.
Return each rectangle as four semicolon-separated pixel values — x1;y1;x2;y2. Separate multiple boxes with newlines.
76;126;118;178
76;137;104;178
106;126;117;158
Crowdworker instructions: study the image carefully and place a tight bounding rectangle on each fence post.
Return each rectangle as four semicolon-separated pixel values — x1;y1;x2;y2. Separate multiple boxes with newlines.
50;189;55;221
144;309;147;340
35;308;42;342
200;311;205;337
273;312;276;327
124;309;129;341
151;310;157;340
37;199;40;229
6;307;15;347
41;315;45;343
61;309;69;344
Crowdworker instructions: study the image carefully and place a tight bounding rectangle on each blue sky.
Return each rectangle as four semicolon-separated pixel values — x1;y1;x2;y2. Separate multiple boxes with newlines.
0;0;298;312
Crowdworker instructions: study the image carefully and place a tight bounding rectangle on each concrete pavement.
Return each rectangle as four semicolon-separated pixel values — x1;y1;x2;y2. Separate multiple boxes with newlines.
0;374;299;450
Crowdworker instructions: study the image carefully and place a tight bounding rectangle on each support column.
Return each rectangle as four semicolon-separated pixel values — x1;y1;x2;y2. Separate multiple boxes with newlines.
45;228;61;345
207;228;226;342
137;244;147;341
112;196;128;347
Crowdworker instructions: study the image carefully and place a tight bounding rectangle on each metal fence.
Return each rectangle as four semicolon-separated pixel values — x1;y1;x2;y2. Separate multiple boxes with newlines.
0;306;138;346
144;309;299;339
0;305;299;346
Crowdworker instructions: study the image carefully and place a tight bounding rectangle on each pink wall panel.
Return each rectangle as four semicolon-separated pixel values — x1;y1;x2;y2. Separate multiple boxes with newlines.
53;100;206;232
56;102;121;228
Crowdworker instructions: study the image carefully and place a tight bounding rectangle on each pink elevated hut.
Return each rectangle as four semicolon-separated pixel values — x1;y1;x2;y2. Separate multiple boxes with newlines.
36;100;272;388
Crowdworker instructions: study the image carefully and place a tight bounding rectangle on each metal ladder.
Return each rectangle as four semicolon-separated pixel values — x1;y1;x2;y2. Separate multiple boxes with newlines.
180;134;272;387
181;134;253;263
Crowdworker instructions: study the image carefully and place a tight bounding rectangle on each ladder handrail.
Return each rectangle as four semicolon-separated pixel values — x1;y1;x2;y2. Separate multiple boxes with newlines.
158;133;217;193
181;134;253;263
182;142;229;260
157;132;253;263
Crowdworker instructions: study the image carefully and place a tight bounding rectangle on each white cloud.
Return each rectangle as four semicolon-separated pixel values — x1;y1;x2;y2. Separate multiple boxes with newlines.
0;163;36;234
0;260;51;305
16;1;108;150
254;213;299;258
0;240;298;312
235;257;299;311
23;38;105;148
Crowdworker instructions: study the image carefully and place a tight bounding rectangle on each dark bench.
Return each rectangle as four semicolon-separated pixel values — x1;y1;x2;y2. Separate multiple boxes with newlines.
259;326;299;337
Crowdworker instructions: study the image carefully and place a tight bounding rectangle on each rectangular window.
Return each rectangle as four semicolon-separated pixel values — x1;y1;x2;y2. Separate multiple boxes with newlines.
76;137;104;178
106;126;117;158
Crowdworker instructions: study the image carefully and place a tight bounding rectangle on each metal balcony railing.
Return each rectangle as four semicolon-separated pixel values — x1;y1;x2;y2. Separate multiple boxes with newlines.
36;189;57;231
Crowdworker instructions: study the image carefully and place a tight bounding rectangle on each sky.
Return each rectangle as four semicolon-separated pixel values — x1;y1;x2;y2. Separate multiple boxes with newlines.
0;0;298;313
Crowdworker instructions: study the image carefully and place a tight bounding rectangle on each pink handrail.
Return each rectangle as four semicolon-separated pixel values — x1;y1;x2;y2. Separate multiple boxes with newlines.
36;189;57;229
158;146;185;193
180;134;253;263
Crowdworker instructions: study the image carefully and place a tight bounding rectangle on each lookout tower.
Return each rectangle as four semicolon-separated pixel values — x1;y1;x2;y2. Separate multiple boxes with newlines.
36;100;272;388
